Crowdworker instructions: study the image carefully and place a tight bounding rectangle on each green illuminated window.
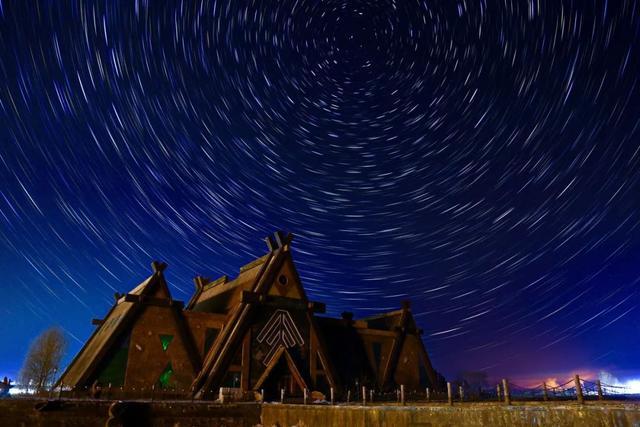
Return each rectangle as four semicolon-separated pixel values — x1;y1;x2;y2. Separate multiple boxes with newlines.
158;362;173;388
159;334;173;351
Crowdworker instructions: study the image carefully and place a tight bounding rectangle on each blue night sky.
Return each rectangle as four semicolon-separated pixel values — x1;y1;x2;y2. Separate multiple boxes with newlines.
0;0;639;387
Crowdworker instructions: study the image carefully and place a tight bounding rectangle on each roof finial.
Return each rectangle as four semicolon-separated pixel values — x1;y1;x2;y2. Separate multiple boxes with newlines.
151;261;167;273
193;276;208;291
264;231;294;251
264;235;276;251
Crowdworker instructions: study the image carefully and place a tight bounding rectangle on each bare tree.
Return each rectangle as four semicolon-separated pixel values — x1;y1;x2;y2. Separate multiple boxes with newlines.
19;327;67;393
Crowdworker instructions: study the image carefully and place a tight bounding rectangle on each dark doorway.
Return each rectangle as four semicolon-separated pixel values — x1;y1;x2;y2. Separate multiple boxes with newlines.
261;356;304;399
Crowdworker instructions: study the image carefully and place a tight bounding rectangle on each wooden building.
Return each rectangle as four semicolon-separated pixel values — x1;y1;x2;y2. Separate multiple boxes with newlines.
58;232;444;399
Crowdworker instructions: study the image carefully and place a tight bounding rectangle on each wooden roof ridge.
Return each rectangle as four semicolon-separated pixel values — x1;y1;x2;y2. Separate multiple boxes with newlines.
185;274;230;310
191;274;243;303
239;253;269;273
358;308;405;321
57;261;169;388
186;253;271;310
185;276;209;310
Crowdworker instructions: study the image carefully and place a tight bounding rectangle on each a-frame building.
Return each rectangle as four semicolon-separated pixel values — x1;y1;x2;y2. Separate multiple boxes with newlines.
58;232;444;399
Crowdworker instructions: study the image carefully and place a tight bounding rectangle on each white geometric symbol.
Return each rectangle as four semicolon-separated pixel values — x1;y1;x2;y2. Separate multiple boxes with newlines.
257;309;304;366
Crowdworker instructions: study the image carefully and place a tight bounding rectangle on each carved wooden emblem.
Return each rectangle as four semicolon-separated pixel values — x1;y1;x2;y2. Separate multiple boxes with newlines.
257;309;304;365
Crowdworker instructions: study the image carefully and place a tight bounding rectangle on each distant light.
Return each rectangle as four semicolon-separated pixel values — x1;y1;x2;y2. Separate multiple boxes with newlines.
9;386;28;395
599;371;640;394
624;380;640;394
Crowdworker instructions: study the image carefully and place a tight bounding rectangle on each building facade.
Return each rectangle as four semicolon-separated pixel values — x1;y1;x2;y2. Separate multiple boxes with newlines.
59;232;444;399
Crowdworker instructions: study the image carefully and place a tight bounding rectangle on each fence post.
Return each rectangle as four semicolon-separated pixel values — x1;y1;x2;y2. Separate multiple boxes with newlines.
502;379;511;405
542;382;548;401
496;383;501;401
370;389;374;404
458;385;464;402
151;384;155;402
575;375;584;404
447;382;453;406
596;380;603;401
362;386;366;405
330;387;335;405
304;388;308;405
401;385;405;405
347;389;351;404
426;387;430;402
261;388;264;403
280;388;284;404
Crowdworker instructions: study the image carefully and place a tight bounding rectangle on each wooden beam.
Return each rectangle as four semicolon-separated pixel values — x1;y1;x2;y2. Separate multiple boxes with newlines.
240;290;262;304
282;347;307;392
379;307;410;389
241;330;251;391
253;346;285;390
122;293;185;308
354;328;396;337
253;346;307;392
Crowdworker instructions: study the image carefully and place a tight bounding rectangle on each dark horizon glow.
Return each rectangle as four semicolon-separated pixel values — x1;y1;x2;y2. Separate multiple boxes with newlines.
1;1;639;387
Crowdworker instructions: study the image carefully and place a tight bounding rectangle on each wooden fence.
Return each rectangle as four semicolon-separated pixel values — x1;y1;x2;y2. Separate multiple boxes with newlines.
24;374;637;405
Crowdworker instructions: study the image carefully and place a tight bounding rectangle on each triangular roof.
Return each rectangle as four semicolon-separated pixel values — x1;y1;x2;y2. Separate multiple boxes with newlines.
57;262;198;388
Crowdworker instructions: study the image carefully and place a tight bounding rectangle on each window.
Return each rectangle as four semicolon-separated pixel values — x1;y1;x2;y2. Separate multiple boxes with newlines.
278;274;288;286
95;333;130;387
158;362;173;388
159;334;173;351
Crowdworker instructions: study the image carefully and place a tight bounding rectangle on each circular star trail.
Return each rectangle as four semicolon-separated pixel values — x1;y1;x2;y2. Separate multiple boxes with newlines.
1;0;639;382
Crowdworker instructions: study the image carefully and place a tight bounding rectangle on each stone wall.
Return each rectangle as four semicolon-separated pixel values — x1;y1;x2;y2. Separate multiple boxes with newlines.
0;399;261;427
1;399;639;427
262;402;640;427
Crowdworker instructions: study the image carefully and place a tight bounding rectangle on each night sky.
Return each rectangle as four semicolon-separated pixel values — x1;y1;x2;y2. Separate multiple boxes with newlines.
1;0;639;387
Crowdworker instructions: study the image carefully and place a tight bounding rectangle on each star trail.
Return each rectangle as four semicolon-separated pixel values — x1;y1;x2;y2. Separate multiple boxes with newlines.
1;0;639;384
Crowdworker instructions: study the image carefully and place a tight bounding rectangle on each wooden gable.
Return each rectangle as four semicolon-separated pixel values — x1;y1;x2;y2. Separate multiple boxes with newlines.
125;304;199;390
266;254;307;300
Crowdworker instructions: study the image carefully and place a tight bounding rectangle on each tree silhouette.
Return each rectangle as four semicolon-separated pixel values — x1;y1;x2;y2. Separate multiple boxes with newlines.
19;327;67;393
